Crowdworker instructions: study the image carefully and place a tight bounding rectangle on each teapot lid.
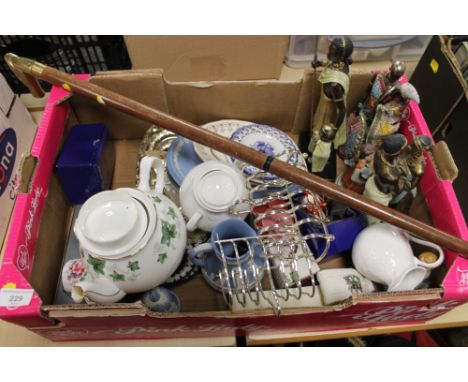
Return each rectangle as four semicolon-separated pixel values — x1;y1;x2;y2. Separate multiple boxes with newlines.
75;189;153;259
192;162;246;212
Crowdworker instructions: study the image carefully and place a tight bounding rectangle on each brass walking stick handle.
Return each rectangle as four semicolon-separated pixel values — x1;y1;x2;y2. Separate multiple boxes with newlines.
5;53;468;257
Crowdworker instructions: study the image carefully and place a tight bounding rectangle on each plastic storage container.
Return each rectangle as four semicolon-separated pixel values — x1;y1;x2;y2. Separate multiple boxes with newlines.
0;35;131;93
286;35;432;67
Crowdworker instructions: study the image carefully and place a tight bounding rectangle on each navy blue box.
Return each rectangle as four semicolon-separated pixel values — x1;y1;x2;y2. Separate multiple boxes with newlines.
55;123;114;204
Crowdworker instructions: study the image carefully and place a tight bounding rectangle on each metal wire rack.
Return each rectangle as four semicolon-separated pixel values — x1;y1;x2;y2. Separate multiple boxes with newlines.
216;149;335;315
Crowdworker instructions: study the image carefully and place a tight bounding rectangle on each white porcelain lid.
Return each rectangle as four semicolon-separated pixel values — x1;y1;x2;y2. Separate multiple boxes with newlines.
194;170;238;212
192;163;244;212
75;189;151;259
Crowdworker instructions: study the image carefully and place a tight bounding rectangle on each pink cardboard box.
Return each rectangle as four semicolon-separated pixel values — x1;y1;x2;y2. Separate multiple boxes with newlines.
0;73;38;251
1;70;468;342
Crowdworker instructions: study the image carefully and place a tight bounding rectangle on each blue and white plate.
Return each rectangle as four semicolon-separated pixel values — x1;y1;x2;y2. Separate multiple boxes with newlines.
230;124;304;182
166;136;203;186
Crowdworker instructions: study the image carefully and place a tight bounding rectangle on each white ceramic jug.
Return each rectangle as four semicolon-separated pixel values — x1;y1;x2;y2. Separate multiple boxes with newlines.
61;156;187;304
352;223;444;292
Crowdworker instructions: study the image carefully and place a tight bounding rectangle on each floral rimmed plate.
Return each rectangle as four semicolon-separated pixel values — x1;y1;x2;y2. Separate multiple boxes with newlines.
193;119;254;163
230;124;305;182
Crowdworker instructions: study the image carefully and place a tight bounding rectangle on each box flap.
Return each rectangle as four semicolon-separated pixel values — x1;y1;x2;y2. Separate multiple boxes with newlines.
431;141;459;181
0;82;71;321
0;89;39;248
165;77;305;132
124;36;288;81
70;69;169;140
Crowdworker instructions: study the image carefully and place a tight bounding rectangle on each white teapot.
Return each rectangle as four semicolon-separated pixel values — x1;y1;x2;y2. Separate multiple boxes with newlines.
352;223;444;292
61;156;187;304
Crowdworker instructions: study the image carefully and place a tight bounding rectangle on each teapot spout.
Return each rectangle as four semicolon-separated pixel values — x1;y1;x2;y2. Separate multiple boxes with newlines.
71;279;126;304
388;266;428;292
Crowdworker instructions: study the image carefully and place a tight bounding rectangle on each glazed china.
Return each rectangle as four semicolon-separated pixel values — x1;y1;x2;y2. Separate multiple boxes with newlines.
166;136;203;186
62;156;187;304
193;119;253;163
317;268;376;305
189;219;265;292
230;124;305;182
352;223;444;292
180;161;249;232
141;286;181;313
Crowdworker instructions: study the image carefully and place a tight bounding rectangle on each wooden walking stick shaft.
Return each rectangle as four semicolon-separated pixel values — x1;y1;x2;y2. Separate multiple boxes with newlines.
5;53;468;257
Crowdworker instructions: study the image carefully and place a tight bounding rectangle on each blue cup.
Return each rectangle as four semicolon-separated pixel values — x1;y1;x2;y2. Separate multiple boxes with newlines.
296;208;365;258
189;219;265;291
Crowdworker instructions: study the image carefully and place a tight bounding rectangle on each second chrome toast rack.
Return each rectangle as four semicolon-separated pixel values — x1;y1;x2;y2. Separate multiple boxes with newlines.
216;149;335;316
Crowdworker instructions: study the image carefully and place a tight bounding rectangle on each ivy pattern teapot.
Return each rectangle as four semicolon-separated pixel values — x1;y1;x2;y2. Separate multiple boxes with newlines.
61;156;187;304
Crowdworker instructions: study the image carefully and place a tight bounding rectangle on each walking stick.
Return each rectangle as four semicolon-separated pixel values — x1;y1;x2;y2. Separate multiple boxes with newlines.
5;53;468;257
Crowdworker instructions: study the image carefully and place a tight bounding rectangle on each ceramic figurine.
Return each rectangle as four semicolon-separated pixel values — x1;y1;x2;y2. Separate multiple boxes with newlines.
308;37;353;173
363;134;408;224
391;135;433;206
361;61;420;146
336;113;370;193
340;143;376;194
61;156;187;304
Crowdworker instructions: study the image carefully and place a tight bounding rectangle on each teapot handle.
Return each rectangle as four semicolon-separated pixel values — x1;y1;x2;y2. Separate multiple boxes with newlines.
404;232;445;270
138;156;165;195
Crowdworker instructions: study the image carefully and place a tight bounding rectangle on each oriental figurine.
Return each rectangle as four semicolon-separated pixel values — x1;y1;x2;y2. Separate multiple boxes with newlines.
340;143;376;194
363;134;409;224
336;112;370;193
308;37;353;173
360;61;420;146
391;135;433;206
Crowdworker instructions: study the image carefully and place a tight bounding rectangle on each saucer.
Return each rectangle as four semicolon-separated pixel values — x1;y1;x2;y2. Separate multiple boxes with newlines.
230;124;304;182
193;119;253;163
166;136;203;186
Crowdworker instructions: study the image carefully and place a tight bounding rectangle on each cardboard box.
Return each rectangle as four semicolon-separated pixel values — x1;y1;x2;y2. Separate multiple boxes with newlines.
0;74;37;252
1;68;468;342
124;36;289;81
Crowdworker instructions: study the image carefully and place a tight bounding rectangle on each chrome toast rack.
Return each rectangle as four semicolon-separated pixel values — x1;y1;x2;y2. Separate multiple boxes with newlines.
217;149;335;315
